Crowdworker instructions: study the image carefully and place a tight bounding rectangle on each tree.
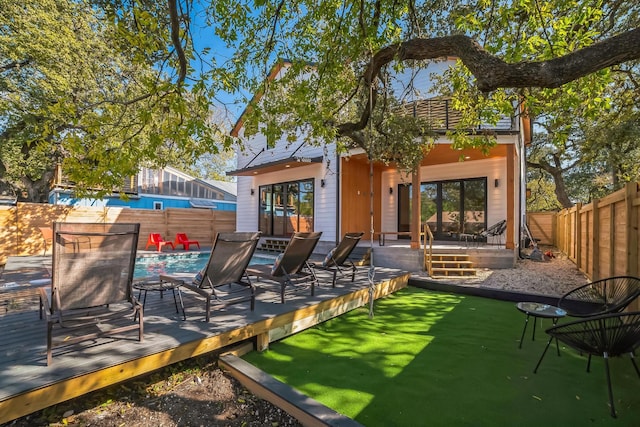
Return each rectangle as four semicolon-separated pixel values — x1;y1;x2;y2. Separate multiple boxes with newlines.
0;0;227;200
3;1;640;199
202;0;640;172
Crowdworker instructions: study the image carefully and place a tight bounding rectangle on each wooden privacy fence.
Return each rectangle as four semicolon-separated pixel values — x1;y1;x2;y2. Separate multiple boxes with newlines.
0;203;236;265
554;182;639;283
526;211;556;246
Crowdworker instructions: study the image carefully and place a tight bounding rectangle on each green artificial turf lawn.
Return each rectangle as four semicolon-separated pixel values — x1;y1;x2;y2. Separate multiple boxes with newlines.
243;287;640;426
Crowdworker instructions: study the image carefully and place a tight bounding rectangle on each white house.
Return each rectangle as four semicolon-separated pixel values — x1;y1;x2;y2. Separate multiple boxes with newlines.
228;59;530;271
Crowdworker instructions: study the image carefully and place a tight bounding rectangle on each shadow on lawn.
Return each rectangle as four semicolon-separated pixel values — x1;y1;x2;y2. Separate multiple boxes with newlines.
244;287;640;426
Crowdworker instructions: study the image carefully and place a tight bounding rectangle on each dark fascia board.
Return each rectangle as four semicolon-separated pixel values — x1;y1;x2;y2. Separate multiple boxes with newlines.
227;156;323;177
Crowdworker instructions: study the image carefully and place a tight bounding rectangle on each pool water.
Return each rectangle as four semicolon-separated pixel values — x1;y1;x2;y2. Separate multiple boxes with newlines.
134;252;273;278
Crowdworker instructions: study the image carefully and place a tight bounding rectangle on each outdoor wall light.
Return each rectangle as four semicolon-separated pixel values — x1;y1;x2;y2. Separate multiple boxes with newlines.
250;188;255;195
389;187;393;194
320;179;325;188
494;179;499;188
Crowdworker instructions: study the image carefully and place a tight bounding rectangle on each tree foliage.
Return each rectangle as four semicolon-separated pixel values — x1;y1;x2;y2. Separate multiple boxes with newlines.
2;0;639;200
0;0;229;200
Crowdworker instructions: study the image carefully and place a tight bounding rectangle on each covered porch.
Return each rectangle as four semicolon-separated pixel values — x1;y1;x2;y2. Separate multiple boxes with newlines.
339;142;521;262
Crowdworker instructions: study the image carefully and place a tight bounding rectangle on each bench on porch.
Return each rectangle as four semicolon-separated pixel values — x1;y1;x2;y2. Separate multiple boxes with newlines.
377;231;412;246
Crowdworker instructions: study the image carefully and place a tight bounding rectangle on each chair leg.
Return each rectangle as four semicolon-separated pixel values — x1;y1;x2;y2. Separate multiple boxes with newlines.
518;314;529;349
46;321;54;366
171;288;186;320
331;271;337;288
603;352;617;418
630;352;640;378
533;335;554;373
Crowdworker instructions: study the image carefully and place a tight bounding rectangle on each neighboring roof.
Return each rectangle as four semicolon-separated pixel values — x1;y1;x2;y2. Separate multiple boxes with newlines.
202;179;237;197
189;198;236;209
0;196;17;206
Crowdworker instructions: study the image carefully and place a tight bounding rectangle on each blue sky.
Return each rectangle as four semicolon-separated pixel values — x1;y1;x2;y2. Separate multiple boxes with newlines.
188;1;251;124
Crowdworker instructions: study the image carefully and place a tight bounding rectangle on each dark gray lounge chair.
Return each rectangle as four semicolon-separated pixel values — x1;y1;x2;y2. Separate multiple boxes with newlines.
160;232;261;321
246;232;322;303
311;232;364;287
38;222;142;366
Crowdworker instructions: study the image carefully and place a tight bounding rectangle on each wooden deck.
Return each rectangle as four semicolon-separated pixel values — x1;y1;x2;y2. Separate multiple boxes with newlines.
0;267;409;425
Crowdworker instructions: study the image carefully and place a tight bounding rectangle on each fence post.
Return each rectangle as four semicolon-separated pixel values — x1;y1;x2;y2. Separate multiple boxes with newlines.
574;203;582;270
609;203;616;278
592;199;600;281
625;182;638;277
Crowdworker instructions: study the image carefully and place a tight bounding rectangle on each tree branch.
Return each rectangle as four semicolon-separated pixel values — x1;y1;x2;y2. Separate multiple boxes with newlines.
0;59;30;73
168;0;187;85
336;29;640;141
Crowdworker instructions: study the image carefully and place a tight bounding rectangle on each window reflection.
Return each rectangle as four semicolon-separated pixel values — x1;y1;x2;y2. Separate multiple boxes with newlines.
258;179;314;237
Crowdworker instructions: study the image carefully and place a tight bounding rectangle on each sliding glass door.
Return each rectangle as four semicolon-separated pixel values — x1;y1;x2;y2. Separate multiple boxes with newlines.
398;178;487;240
259;179;314;237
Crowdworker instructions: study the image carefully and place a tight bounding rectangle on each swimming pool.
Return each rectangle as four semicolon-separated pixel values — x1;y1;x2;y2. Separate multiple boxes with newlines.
134;252;274;278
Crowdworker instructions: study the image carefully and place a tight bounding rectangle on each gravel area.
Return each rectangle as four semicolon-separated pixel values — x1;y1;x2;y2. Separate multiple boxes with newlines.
415;247;590;298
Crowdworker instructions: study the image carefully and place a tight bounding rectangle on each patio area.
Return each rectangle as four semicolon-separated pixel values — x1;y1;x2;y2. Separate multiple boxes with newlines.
0;257;409;425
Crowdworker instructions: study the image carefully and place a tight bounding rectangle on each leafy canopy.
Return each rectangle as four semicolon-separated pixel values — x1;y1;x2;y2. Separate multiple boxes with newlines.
2;0;639;198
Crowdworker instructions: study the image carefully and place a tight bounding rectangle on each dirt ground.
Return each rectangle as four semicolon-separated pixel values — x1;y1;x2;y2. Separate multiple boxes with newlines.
4;352;302;427
3;249;588;427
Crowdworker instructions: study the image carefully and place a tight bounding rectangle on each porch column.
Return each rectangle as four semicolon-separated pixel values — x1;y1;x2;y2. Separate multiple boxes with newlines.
506;144;515;249
411;168;421;249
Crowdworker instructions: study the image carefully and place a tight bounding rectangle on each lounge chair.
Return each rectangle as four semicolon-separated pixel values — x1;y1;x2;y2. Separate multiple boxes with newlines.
557;276;640;317
246;232;322;303
159;232;261;321
310;232;364;287
145;233;175;252
533;311;640;418
38;222;143;365
174;233;200;251
476;219;507;246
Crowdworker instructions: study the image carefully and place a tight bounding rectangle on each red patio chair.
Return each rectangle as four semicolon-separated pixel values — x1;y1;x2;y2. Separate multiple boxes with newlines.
145;233;174;252
174;233;200;251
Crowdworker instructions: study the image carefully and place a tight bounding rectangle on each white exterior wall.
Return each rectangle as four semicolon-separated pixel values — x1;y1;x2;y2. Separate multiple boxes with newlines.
234;140;338;243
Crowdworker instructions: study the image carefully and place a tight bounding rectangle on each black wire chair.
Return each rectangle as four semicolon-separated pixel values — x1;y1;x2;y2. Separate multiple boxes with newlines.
533;311;640;418
476;219;507;246
558;276;640;317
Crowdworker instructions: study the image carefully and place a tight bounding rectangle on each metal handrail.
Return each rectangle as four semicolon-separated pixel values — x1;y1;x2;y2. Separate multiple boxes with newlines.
422;222;434;275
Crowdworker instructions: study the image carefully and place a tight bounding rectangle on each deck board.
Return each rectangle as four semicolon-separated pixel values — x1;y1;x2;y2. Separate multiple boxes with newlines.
0;267;409;424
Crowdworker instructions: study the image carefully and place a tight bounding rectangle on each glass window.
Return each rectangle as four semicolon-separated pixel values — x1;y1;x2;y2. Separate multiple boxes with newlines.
400;178;486;240
259;179;314;237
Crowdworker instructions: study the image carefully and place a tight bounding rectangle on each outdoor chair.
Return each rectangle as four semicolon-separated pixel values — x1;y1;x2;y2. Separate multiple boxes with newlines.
475;219;507;246
246;232;322;303
557;276;640;317
160;232;261;321
174;233;200;251
533;311;640;418
310;232;364;287
38;222;143;366
38;226;54;255
145;233;175;252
